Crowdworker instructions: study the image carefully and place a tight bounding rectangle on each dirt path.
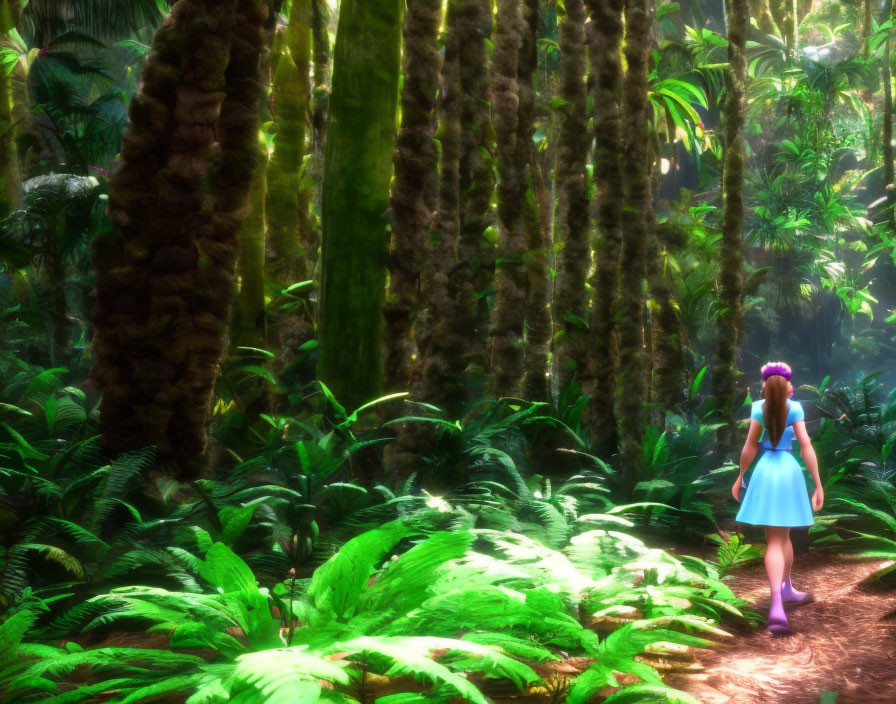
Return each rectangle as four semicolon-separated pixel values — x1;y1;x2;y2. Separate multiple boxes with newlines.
665;550;896;704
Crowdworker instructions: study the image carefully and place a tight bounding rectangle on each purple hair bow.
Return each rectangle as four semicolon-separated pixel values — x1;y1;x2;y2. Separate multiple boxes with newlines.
761;362;792;381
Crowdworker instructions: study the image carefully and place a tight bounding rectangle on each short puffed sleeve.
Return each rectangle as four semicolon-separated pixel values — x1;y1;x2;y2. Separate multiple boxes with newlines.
789;400;805;425
750;400;764;424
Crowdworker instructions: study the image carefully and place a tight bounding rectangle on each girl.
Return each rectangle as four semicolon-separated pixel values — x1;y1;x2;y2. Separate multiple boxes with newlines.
731;361;824;634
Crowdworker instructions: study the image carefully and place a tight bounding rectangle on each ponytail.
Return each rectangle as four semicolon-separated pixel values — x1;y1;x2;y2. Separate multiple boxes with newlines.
763;375;790;447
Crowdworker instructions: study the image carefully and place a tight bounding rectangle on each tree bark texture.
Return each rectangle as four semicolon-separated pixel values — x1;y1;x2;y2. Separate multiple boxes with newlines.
615;0;652;493
584;0;624;453
554;0;589;392
90;0;268;478
265;0;314;374
714;0;749;452
317;0;403;410
384;0;442;392
489;0;526;399
0;0;20;217
519;0;550;402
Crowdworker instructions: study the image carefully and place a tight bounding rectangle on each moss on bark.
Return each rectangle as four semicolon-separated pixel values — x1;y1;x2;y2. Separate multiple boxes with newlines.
456;0;495;392
615;0;651;493
554;0;589;392
583;0;623;453
317;0;403;410
489;0;526;398
384;0;442;392
233;134;268;350
519;0;550;402
265;1;314;381
418;0;461;412
0;0;20;217
713;0;749;452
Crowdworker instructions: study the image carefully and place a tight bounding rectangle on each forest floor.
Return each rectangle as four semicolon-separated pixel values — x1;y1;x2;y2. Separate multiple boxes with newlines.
665;548;896;704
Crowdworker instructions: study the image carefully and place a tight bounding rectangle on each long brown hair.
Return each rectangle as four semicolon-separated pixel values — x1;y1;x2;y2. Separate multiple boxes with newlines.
763;375;790;447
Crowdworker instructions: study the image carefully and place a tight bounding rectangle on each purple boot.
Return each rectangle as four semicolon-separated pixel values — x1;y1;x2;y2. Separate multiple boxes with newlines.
781;577;815;605
766;592;790;634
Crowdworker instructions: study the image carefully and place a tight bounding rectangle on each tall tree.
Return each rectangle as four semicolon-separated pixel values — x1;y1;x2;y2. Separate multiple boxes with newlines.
519;0;550;402
265;1;313;371
416;0;494;414
455;0;495;397
0;0;20;217
233;135;269;350
391;1;459;486
318;0;403;410
883;0;895;219
714;0;749;451
90;0;268;477
489;0;526;398
646;211;686;420
310;0;330;212
418;0;461;411
584;0;624;453
554;0;589;391
615;0;651;492
384;0;442;392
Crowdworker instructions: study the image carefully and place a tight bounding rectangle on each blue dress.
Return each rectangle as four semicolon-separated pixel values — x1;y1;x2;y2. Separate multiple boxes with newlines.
735;399;814;527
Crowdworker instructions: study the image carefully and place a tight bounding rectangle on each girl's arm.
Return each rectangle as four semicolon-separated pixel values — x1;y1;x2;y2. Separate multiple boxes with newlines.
732;420;761;501
740;419;761;475
793;419;824;511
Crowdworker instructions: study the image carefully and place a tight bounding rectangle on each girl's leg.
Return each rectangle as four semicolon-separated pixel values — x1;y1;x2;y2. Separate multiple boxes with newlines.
783;531;793;582
764;526;789;630
782;531;812;603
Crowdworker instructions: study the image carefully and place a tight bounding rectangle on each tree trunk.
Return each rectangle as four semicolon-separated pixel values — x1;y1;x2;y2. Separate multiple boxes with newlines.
519;0;550;402
646;223;686;418
615;0;651;493
90;0;268;478
318;0;403;411
233;135;269;350
384;0;442;392
714;0;749;452
861;0;872;58
388;0;463;488
554;0;589;392
748;0;780;36
584;0;623;453
265;1;314;377
418;0;461;412
0;0;20;217
489;0;526;398
884;0;895;217
456;0;495;400
310;0;330;217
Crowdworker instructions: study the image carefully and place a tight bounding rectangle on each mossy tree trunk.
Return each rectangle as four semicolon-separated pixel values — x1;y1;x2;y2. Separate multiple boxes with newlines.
318;0;403;411
554;0;589;392
884;0;895;219
584;0;623;453
0;0;20;217
489;0;526;398
646;218;686;421
714;0;749;452
615;0;651;494
456;0;495;399
384;0;442;392
391;1;458;487
90;0;267;478
265;0;314;377
233;135;269;350
310;0;330;216
418;0;461;412
519;0;550;402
